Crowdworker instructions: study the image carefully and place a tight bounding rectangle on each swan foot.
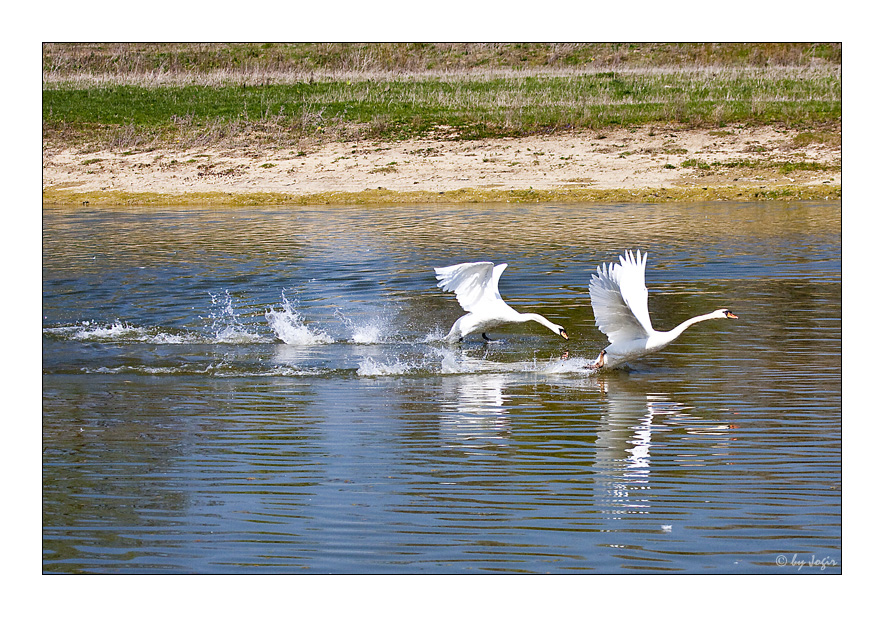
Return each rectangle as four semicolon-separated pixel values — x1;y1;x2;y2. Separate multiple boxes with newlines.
587;350;606;370
482;333;495;342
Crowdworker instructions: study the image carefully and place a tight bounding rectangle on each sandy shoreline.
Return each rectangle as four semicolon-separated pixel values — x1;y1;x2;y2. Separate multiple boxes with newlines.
43;125;841;204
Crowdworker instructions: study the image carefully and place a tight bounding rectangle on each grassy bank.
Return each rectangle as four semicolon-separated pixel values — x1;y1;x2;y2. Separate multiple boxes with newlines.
43;43;842;74
44;43;841;151
43;69;841;147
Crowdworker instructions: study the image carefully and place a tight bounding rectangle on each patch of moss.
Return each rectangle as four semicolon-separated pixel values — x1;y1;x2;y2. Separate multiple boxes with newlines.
43;183;841;207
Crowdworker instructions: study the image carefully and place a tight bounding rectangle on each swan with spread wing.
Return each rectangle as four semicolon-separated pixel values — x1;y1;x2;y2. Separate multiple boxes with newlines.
588;250;737;369
435;261;568;344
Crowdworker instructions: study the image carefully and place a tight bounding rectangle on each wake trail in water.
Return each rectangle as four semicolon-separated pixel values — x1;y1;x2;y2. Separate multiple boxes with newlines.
538;355;600;374
44;289;595;378
43;320;204;344
355;345;594;377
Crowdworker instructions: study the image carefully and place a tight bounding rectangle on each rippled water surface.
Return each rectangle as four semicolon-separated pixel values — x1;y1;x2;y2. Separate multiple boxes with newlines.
43;201;841;573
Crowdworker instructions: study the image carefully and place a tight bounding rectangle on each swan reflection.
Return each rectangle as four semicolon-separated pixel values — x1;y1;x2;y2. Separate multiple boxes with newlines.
439;373;510;447
595;379;692;519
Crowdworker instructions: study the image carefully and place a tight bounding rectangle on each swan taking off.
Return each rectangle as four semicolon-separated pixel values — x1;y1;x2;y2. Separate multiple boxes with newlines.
435;261;568;344
587;250;737;369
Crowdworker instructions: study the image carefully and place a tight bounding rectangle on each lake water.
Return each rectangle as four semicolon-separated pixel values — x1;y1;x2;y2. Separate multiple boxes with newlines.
42;201;841;573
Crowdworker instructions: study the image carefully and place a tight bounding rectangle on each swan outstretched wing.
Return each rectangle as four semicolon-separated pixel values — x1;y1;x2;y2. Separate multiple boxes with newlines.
588;250;655;343
435;262;507;313
617;250;654;334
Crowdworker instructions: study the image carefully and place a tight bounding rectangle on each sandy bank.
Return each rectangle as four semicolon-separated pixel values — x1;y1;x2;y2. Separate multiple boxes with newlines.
43;125;841;205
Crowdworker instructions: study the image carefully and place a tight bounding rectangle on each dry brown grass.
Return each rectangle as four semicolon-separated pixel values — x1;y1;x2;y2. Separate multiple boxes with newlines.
43;63;841;89
42;42;842;78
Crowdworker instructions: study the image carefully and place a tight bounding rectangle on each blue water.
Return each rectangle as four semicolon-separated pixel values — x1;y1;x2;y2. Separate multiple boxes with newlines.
42;201;841;573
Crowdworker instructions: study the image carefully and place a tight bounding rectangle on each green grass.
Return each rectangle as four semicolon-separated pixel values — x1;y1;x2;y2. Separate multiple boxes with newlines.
792;130;841;147
680;157;839;175
43;43;841;149
43;69;842;149
777;161;832;174
681;158;711;169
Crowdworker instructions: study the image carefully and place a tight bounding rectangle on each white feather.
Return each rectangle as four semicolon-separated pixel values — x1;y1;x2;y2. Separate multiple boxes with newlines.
588;250;654;345
435;261;568;343
588;250;737;369
434;262;506;314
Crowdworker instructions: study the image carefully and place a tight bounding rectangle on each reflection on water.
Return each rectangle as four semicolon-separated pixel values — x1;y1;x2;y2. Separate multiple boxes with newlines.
43;202;841;573
594;380;706;541
596;385;666;521
440;373;510;446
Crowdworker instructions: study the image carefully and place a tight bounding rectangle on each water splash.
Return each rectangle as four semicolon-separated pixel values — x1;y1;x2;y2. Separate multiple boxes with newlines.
149;332;196;344
334;308;390;344
70;320;145;341
434;346;476;374
265;292;333;345
208;291;267;344
538;355;598;374
358;347;478;377
356;346;536;377
43;320;202;344
420;329;446;344
81;363;332;377
357;356;416;376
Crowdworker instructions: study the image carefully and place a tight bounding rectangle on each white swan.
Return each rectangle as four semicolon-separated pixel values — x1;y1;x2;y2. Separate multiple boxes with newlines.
435;261;568;343
587;250;737;369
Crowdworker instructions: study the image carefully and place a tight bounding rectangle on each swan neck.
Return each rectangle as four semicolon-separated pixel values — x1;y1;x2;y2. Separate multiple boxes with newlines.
667;311;722;338
523;313;559;333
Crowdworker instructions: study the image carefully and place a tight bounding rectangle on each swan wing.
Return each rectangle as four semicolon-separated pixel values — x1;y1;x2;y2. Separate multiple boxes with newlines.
435;262;506;313
588;250;655;343
617;250;655;335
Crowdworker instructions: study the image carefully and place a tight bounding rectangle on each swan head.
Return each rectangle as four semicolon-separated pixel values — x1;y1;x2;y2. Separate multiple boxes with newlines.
527;313;568;339
717;309;739;319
